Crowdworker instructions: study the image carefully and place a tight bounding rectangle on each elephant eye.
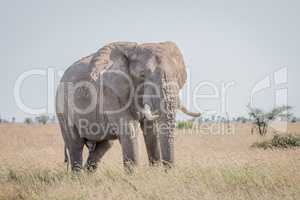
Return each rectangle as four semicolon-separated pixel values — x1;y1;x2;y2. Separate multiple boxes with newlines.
130;53;137;60
130;60;138;67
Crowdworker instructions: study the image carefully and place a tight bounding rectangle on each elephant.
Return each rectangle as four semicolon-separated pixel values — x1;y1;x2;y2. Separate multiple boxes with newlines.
56;41;200;172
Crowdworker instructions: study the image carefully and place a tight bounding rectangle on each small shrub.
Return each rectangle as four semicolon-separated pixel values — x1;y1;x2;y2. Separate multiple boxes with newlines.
251;141;273;149
252;134;300;149
35;115;49;125
24;118;33;124
271;134;300;148
291;117;297;123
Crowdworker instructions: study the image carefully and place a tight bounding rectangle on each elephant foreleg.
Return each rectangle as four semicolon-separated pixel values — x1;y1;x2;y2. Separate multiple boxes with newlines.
159;132;175;167
119;121;139;172
140;120;161;166
85;140;113;171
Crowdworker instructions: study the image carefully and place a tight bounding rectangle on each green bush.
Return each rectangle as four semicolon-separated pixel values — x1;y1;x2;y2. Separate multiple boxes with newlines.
291;117;297;123
176;121;194;129
271;134;300;148
35;115;49;125
252;134;300;149
24;118;33;124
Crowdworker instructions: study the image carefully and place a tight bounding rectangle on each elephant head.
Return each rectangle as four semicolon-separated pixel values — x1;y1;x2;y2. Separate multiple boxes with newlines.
127;42;187;121
89;42;186;115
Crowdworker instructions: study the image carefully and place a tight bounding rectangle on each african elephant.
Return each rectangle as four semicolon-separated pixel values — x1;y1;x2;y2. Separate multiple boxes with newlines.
56;41;200;172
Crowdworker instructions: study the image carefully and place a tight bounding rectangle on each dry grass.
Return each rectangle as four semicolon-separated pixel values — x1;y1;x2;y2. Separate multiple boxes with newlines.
0;123;300;200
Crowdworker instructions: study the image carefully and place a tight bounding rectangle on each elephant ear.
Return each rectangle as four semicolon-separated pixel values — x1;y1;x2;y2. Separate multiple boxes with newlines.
89;42;137;81
88;42;138;108
141;42;187;89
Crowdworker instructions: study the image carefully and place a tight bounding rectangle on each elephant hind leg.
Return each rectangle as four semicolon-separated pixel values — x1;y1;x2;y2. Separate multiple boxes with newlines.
85;140;113;172
57;114;84;172
67;126;85;172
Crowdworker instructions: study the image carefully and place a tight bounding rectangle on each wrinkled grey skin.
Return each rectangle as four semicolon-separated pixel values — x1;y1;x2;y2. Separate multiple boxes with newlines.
56;41;200;172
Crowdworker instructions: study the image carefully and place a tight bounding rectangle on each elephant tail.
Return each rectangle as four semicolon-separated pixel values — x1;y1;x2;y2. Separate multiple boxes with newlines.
179;102;201;117
64;145;68;163
57;112;70;171
64;145;70;171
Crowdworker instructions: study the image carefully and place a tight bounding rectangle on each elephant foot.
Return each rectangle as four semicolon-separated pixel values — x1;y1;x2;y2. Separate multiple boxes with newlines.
71;162;83;173
123;162;136;174
84;160;98;173
162;160;174;169
149;160;161;167
84;140;113;173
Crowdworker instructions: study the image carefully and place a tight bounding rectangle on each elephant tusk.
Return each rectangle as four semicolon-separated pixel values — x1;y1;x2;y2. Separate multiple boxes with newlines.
179;103;201;117
142;104;159;121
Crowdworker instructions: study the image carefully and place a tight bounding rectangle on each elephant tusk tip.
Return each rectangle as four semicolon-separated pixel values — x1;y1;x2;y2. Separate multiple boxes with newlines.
145;115;160;121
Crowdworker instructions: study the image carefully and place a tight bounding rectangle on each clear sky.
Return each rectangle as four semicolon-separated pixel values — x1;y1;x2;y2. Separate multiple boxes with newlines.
0;0;299;121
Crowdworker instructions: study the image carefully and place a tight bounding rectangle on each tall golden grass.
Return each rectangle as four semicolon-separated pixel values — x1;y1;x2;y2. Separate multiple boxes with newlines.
0;123;299;200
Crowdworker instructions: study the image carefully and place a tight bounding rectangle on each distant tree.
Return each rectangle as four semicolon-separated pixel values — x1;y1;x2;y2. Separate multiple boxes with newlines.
35;115;49;125
2;119;9;123
236;116;248;123
50;115;56;123
220;117;226;123
211;115;216;122
197;116;203;123
11;117;16;123
290;117;298;123
24;117;33;124
204;118;210;122
248;105;292;136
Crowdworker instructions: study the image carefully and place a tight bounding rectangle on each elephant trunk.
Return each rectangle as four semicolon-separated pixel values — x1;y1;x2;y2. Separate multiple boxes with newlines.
140;71;184;167
158;72;177;166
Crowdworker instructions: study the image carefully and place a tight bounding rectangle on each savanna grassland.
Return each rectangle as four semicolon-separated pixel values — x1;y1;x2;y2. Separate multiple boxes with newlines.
0;123;299;200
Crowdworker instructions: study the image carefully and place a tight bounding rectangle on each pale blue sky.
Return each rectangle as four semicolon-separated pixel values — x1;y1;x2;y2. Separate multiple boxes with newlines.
0;0;299;121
